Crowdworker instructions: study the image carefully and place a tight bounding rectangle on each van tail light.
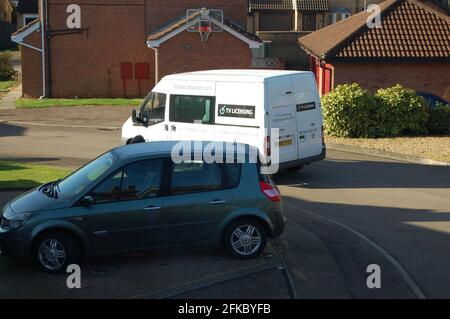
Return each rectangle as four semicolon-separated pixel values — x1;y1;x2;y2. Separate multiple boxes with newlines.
321;125;325;145
264;136;271;157
259;180;281;202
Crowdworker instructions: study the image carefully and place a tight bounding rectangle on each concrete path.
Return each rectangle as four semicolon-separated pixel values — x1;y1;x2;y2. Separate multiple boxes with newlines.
0;83;21;110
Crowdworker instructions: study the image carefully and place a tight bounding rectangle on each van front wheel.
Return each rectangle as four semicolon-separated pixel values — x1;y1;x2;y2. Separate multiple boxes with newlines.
286;165;304;173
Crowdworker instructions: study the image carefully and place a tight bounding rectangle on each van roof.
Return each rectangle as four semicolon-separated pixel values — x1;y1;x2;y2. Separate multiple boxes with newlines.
163;69;312;83
112;141;257;161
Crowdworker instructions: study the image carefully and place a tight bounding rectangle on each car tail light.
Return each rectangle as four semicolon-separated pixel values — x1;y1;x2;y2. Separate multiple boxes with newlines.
259;180;281;202
264;136;271;157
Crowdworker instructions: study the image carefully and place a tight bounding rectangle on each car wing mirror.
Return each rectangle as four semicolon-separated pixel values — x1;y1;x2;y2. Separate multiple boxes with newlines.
80;195;94;206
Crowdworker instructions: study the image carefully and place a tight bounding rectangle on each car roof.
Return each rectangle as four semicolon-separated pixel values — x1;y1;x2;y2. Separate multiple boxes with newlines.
111;141;257;161
163;69;312;83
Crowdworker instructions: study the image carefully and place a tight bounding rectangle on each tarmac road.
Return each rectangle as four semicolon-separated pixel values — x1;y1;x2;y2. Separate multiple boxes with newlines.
1;122;450;298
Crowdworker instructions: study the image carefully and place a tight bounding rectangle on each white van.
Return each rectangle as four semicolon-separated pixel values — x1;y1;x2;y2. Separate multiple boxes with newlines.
121;70;326;172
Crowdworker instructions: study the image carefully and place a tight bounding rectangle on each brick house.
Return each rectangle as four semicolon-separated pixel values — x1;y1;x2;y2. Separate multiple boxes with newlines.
16;0;38;28
298;0;450;101
12;0;262;98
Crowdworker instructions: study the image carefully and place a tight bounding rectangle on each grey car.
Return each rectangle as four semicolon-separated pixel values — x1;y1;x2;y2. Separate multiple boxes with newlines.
0;141;285;273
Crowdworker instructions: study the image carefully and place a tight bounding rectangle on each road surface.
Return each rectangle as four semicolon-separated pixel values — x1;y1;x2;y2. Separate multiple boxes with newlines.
0;122;449;298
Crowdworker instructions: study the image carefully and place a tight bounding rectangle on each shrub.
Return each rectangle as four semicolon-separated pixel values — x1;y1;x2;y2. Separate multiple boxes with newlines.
322;83;382;138
375;84;429;135
0;51;17;81
428;102;450;135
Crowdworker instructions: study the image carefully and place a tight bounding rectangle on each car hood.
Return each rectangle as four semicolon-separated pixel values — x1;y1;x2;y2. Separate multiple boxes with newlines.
6;189;71;216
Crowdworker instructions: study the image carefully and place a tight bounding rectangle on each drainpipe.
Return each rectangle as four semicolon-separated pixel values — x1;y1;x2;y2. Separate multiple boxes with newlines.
39;0;46;99
292;0;298;30
149;46;159;85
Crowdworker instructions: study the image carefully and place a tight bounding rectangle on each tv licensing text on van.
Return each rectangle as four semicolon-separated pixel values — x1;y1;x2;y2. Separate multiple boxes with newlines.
122;70;326;173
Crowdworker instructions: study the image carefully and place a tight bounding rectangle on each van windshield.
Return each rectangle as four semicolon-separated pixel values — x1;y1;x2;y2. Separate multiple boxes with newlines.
139;92;167;125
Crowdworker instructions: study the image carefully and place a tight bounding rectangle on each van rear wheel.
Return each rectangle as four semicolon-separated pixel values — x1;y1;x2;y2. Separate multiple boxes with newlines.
286;165;304;173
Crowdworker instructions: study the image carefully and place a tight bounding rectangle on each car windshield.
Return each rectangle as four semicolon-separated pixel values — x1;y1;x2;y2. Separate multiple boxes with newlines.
57;152;115;198
139;91;166;124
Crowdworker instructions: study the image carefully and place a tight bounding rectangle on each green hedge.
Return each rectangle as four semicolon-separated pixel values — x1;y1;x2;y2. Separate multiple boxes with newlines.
428;102;450;135
0;52;17;81
375;85;429;136
322;84;432;138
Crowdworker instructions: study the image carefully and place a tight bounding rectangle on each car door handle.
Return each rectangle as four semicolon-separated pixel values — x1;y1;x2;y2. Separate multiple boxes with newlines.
209;200;227;205
144;206;161;211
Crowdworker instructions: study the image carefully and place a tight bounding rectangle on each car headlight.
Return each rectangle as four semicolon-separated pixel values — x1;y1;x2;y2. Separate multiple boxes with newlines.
1;213;32;230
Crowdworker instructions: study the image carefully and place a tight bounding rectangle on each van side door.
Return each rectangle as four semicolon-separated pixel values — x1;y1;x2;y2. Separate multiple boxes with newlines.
167;94;215;142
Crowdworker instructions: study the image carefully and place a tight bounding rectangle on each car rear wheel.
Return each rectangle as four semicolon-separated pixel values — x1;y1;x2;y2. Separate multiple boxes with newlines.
224;219;267;260
33;232;81;274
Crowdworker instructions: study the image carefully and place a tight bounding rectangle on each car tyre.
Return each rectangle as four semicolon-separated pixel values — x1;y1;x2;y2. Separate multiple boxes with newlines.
224;218;267;260
286;165;304;173
33;232;81;274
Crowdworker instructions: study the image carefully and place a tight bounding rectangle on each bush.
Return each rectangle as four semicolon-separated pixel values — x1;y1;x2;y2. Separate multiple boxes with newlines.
428;102;450;135
0;51;17;81
322;83;382;138
375;84;429;135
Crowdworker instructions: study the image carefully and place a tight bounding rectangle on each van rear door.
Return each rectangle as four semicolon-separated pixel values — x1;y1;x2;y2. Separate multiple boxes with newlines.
266;77;298;163
291;74;323;159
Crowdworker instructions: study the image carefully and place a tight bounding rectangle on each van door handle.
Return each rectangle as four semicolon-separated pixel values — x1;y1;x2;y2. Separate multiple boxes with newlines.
144;206;161;211
209;200;227;205
165;124;169;131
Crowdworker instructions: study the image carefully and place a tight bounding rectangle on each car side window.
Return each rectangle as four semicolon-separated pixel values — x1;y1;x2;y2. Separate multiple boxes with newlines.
170;161;224;195
90;159;165;203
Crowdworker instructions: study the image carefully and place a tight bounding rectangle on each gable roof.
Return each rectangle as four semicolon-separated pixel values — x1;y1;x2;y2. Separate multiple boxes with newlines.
249;0;329;11
16;0;38;14
298;0;450;61
147;13;262;49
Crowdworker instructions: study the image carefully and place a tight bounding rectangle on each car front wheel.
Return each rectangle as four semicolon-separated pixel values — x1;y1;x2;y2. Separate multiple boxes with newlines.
33;232;81;274
224;219;267;260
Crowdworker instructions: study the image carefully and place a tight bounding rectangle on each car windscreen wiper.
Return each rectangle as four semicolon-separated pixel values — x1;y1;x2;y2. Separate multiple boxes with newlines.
39;180;60;199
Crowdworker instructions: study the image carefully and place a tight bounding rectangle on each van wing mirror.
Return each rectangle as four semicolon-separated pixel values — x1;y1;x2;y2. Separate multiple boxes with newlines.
132;110;138;124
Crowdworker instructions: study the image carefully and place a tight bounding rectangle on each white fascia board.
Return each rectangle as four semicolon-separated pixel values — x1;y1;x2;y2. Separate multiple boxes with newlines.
147;17;262;49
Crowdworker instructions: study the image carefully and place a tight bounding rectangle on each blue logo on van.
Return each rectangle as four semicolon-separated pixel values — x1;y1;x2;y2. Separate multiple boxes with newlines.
218;104;255;119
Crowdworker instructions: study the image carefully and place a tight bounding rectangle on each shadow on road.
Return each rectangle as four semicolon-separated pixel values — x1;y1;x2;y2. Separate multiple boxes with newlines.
274;158;450;189
283;195;450;298
0;123;27;137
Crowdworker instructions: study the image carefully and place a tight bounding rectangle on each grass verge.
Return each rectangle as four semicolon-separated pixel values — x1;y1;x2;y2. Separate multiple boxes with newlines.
0;161;72;190
0;81;17;91
326;135;450;163
16;98;143;108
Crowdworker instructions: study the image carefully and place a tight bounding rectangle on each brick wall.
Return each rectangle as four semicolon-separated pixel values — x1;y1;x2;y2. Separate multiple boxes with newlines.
21;0;249;98
333;62;450;101
21;31;43;98
158;31;251;78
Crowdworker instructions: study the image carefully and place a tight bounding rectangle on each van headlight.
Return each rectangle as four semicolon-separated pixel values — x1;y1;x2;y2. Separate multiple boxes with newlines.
1;213;32;230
